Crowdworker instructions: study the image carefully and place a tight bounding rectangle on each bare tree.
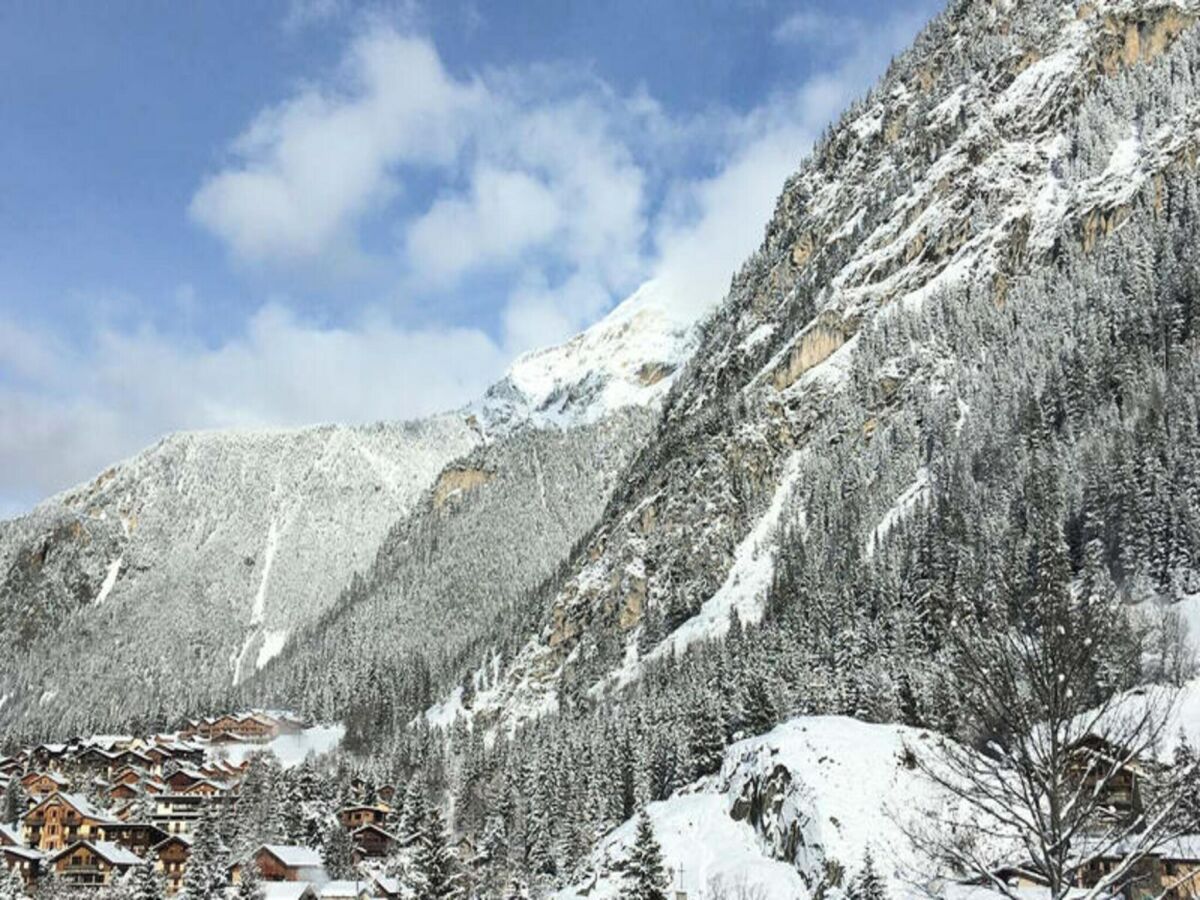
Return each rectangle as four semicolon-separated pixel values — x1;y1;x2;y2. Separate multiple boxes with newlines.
910;520;1194;900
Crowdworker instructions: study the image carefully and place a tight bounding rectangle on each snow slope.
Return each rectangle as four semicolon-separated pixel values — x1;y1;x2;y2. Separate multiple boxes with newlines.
559;716;966;900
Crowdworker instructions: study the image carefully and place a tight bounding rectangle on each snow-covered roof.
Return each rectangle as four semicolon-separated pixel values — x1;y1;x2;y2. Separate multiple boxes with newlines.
319;881;369;898
30;792;115;824
260;845;324;868
0;824;22;845
50;840;143;866
262;883;317;900
1;847;43;862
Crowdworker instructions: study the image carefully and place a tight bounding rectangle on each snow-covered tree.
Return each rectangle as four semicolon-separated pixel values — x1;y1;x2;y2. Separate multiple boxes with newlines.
620;814;668;900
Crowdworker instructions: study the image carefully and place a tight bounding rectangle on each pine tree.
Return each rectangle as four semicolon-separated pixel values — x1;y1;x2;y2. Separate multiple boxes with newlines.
323;823;356;881
413;806;458;900
2;779;27;825
178;805;226;900
620;814;668;900
848;849;887;900
399;781;427;849
0;867;26;900
1175;732;1200;830
739;679;777;738
235;861;265;900
128;863;164;900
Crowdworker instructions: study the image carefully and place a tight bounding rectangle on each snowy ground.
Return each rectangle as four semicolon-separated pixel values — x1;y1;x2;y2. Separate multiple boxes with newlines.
557;716;969;900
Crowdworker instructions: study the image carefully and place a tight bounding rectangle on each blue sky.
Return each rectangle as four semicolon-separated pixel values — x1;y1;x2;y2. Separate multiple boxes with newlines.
0;0;942;514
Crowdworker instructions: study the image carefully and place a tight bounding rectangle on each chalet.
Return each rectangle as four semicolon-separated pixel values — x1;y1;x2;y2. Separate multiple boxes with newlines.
0;758;20;777
164;769;205;792
369;875;402;899
21;771;69;797
111;766;147;787
152;835;191;895
0;824;22;847
109;783;141;803
75;747;120;776
234;845;327;884
1080;835;1200;900
101;821;170;858
336;805;388;831
48;840;143;887
376;785;396;804
1066;734;1149;827
1;846;44;888
30;744;68;770
151;794;208;836
349;824;396;860
22;792;117;852
182;779;228;798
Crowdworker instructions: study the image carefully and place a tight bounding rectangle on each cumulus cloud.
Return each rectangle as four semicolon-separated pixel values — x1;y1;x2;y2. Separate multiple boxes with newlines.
190;29;482;265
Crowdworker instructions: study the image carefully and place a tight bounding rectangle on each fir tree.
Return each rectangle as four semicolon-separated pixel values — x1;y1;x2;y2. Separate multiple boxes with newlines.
128;863;165;900
620;814;668;900
413;807;459;900
235;862;265;900
323;823;357;881
2;779;27;825
0;868;26;900
848;849;887;900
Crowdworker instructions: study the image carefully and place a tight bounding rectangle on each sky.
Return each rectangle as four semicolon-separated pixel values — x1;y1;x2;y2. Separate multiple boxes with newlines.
0;0;943;516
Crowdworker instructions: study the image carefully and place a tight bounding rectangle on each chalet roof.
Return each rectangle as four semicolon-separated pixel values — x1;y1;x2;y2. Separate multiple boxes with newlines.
262;883;318;900
27;792;117;825
338;804;387;814
50;840;144;867
22;771;68;786
260;844;324;868
370;876;401;897
0;824;22;846
2;846;44;862
151;835;193;852
319;881;369;899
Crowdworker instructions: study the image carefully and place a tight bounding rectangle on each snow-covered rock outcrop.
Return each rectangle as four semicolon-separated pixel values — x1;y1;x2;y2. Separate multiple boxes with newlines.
560;717;963;900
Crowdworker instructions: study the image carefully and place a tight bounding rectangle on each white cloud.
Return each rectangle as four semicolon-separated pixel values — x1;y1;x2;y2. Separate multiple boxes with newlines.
406;166;563;284
0;307;507;508
190;29;482;265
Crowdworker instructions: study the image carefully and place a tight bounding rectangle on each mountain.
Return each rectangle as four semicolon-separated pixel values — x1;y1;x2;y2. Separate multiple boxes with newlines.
445;0;1200;731
0;279;703;739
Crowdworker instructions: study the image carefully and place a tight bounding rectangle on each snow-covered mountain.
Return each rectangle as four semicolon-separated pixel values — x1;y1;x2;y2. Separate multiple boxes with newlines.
457;0;1200;732
474;279;703;432
0;277;705;738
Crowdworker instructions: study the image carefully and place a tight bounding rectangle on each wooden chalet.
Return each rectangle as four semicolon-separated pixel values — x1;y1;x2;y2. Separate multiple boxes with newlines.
0;824;22;848
22;792;117;852
376;785;396;804
369;875;402;899
336;805;388;831
101;821;170;858
74;747;120;777
0;758;21;777
152;835;191;895
349;823;396;860
1080;836;1200;900
48;840;143;887
1;845;44;888
109;783;141;803
233;845;326;883
21;771;70;797
30;744;69;770
1066;734;1148;826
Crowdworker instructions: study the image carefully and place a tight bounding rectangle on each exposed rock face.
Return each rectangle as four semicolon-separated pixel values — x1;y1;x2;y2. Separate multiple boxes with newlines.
432;468;494;509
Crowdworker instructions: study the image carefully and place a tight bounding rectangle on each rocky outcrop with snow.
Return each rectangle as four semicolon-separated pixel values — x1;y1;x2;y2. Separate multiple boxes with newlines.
558;717;965;900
